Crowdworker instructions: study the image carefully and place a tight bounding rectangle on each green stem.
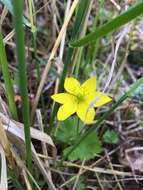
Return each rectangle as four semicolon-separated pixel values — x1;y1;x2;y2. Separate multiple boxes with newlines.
13;0;32;172
0;32;18;120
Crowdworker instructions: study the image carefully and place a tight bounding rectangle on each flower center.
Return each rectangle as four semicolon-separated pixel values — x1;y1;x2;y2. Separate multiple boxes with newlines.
77;93;85;102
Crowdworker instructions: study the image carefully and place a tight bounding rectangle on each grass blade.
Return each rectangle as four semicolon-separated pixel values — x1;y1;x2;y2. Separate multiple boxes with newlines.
70;1;143;47
13;0;32;171
0;32;18;120
59;0;91;90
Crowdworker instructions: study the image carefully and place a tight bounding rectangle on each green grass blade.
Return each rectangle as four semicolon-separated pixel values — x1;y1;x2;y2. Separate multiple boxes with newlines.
64;76;143;159
28;0;35;34
85;0;103;66
71;0;91;38
59;0;91;90
13;0;32;171
0;32;18;120
71;1;143;47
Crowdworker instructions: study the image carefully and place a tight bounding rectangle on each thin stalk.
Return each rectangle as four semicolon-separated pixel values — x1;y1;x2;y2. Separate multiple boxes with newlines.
85;1;104;67
0;32;18;120
74;0;94;77
28;0;35;34
74;47;83;78
27;0;41;82
13;0;32;171
59;0;91;90
28;1;46;124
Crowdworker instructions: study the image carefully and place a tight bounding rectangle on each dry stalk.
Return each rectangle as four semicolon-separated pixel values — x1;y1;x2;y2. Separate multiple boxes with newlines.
103;24;131;93
22;169;32;190
54;0;71;95
72;160;85;190
109;0;121;10
0;6;8;26
95;173;105;190
36;109;56;190
0;145;8;190
3;30;15;43
105;150;123;190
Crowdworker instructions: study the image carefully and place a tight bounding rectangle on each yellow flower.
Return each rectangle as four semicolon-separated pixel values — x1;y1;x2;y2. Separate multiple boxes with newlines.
51;77;112;124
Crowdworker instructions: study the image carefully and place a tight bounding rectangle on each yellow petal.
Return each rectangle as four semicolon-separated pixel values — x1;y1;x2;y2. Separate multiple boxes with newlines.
86;91;112;108
81;76;96;95
64;77;80;95
76;102;95;124
57;102;77;121
51;93;75;104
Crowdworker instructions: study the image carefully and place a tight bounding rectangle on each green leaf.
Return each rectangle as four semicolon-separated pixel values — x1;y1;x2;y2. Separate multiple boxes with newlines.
103;130;119;144
63;132;102;161
70;1;143;47
57;116;83;144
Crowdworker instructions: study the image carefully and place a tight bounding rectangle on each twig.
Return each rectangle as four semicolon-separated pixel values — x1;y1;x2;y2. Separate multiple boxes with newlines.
36;110;56;189
72;160;85;190
54;0;71;95
0;6;8;27
109;0;121;10
105;150;123;190
95;173;105;190
103;24;131;93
